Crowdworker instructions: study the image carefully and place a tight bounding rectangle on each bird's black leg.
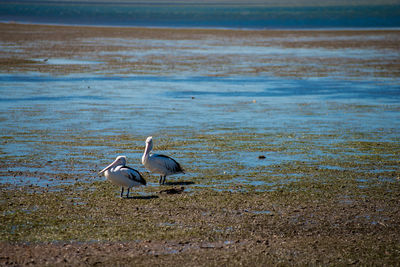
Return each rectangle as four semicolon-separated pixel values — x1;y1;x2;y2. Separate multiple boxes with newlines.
126;188;130;198
159;176;163;185
120;187;124;198
162;176;166;185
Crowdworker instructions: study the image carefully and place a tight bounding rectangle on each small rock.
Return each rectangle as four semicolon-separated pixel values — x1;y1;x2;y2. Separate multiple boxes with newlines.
159;187;185;194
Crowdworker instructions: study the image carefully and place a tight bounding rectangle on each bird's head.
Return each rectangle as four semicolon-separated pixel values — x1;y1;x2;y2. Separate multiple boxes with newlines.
145;136;153;151
145;136;153;144
114;155;127;166
99;155;127;174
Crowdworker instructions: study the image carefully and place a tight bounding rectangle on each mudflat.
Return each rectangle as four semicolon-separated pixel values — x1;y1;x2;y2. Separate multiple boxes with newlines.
1;23;399;77
1;23;400;266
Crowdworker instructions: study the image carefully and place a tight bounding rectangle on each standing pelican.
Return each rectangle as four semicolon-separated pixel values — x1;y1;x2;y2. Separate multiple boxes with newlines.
142;136;184;185
99;156;146;198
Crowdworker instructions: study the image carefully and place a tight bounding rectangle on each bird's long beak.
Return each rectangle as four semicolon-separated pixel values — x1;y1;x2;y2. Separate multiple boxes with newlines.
99;165;111;175
99;159;117;175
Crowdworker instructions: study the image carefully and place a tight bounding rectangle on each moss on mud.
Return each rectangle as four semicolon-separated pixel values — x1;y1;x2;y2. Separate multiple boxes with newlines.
1;134;400;264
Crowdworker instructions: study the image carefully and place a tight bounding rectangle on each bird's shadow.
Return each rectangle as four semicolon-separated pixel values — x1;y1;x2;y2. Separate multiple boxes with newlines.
164;181;195;186
126;195;159;200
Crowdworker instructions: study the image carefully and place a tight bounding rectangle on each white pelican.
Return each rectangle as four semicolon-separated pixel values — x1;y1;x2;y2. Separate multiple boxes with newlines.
99;156;146;198
142;136;184;185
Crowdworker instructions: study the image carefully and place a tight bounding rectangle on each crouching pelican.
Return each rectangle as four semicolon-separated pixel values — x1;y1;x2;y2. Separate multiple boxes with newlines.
142;136;184;185
99;156;146;198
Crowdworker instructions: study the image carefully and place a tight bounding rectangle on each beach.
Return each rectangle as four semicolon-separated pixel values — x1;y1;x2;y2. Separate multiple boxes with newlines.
1;22;400;265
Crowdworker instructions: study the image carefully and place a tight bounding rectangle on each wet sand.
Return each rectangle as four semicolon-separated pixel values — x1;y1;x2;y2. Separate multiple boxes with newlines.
1;23;400;265
1;22;399;78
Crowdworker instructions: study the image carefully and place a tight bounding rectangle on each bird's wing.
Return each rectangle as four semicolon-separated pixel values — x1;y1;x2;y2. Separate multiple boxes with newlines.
119;166;146;185
153;154;184;173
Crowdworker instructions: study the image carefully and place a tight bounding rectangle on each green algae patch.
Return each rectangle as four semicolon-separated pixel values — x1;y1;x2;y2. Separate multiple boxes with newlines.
2;174;400;265
1;128;400;264
2;125;400;247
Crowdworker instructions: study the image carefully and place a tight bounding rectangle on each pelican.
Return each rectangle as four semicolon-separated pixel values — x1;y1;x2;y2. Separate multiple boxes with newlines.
142;136;184;185
99;156;146;198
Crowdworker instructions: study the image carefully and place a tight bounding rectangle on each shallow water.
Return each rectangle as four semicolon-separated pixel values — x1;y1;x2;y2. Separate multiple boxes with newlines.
1;73;399;190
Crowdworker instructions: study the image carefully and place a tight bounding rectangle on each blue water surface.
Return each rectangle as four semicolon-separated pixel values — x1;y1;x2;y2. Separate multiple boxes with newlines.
1;1;400;28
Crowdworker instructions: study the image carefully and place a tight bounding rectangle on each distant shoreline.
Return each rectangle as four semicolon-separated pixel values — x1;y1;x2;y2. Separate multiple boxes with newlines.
2;21;400;32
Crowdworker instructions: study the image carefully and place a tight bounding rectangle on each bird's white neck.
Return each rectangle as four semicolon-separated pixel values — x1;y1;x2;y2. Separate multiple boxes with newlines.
142;142;152;164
